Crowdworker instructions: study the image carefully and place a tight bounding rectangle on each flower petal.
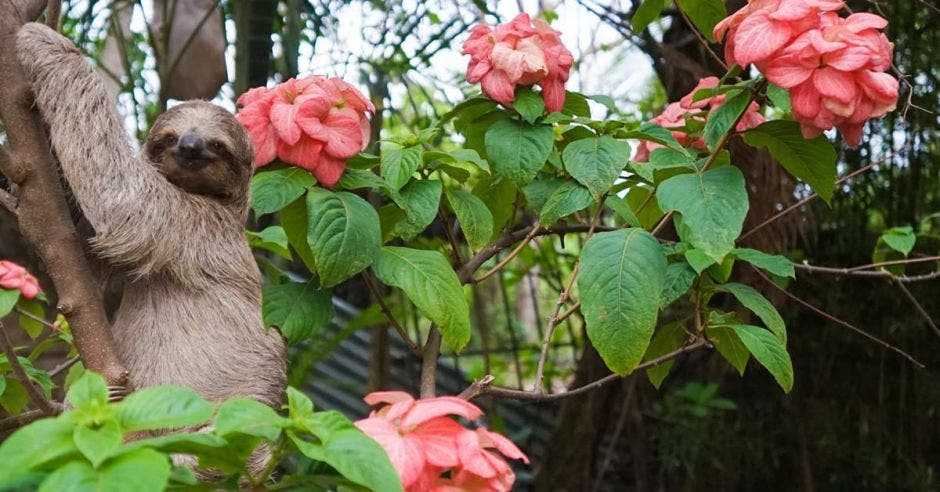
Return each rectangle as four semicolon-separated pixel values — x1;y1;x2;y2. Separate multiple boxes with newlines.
401;397;483;429
355;417;426;488
733;14;791;66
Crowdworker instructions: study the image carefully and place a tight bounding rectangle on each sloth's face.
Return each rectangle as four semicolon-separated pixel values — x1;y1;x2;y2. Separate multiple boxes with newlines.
145;101;254;201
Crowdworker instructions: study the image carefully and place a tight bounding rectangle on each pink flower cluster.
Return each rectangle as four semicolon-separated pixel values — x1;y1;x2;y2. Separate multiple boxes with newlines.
714;0;898;145
0;260;40;300
633;77;765;162
235;75;375;187
462;13;574;113
355;391;529;492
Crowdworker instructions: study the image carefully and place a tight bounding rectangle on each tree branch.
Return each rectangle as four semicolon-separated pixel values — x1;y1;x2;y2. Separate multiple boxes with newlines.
459;339;709;402
0;320;55;415
892;278;940;338
0;10;129;388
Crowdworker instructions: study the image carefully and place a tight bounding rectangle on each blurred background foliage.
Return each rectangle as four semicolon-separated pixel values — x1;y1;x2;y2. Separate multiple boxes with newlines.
1;0;938;490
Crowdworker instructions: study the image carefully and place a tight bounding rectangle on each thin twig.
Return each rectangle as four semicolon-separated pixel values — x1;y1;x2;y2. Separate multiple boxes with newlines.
892;278;940;338
556;299;581;325
462;339;709;402
533;201;605;392
794;262;940;282
0;321;56;415
363;270;422;357
0;408;45;432
740;155;888;241
846;255;940;273
48;356;79;378
674;2;728;71
420;327;442;398
750;266;924;368
473;221;541;283
14;306;56;330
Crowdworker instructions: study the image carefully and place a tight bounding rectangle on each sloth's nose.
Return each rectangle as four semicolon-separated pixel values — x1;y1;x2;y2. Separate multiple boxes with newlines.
178;132;205;157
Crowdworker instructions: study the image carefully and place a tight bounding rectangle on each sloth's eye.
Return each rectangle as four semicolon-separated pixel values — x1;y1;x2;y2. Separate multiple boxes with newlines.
209;141;225;152
162;134;178;145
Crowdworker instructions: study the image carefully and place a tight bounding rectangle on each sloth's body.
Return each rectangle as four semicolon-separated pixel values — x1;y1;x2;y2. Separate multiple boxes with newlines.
16;23;286;407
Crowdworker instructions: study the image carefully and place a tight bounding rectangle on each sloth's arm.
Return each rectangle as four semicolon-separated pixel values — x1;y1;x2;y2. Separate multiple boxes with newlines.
15;23;191;273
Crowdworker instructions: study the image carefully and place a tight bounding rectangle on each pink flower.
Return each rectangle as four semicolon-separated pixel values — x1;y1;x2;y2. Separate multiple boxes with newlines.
462;14;573;112
633;77;765;162
235;75;375;187
714;0;845;67
355;391;528;492
0;260;40;300
762;12;897;145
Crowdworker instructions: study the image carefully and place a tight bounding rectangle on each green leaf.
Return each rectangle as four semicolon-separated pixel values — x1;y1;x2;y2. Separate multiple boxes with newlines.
619;122;689;155
626;186;665;229
703;90;750;150
632;0;666;32
289;411;403;492
706;324;749;375
606;195;641;227
657;166;749;263
474;177;517;237
730;324;794;392
733;248;795;278
281;197;317;272
338;168;390;191
393;180;442;239
446;188;494;250
661;262;697;307
246;225;291;260
766;83;792;111
251;167;316;216
743;120;838;204
522;178;563;212
286;386;315;424
73;419;122;467
215;398;290;442
684;248;716;274
381;145;423;191
644;322;686;389
0;374;5;397
95;448;170;492
676;0;727;42
263;279;334;345
0;417;78;479
38;461;95;492
513;88;545;123
484;119;554;185
880;226;916;256
562;91;592;117
372;247;470;352
715;283;787;344
118;432;227;456
306;189;382;287
0;288;18;318
578;229;668;375
67;372;110;423
539;181;593;224
17;298;45;339
563;136;631;199
115;385;213;432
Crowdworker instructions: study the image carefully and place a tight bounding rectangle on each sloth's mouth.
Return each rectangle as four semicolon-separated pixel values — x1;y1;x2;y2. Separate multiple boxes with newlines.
173;153;211;171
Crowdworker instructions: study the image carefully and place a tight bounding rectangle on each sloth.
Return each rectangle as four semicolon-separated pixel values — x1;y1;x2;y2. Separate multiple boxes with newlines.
15;23;286;409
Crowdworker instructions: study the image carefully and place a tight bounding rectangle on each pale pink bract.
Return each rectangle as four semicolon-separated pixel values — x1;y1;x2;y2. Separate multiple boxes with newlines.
355;391;528;492
0;260;40;300
462;13;573;112
235;74;375;187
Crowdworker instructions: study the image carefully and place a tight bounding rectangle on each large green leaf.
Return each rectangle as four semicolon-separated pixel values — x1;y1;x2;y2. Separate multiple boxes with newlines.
707;324;749;375
289;411;402;492
446;188;494;250
730;324;794;392
880;226;916;256
0;417;78;479
246;225;291;260
38;448;170;492
676;0;727;42
67;372;110;424
660;261;697;307
539;181;593;224
513;88;545;124
115;385;213;432
578;229;668;375
73;420;122;468
281;197;317;272
393;180;442;239
733;248;795;278
306;189;381;287
0;288;19;318
715;283;787;344
643;322;686;389
484;119;554;185
215;398;290;442
703;90;750;150
250;167;316;216
657;166;749;263
380;145;423;191
563;135;631;199
743;120;837;203
372;247;470;352
632;0;666;32
263;279;334;345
